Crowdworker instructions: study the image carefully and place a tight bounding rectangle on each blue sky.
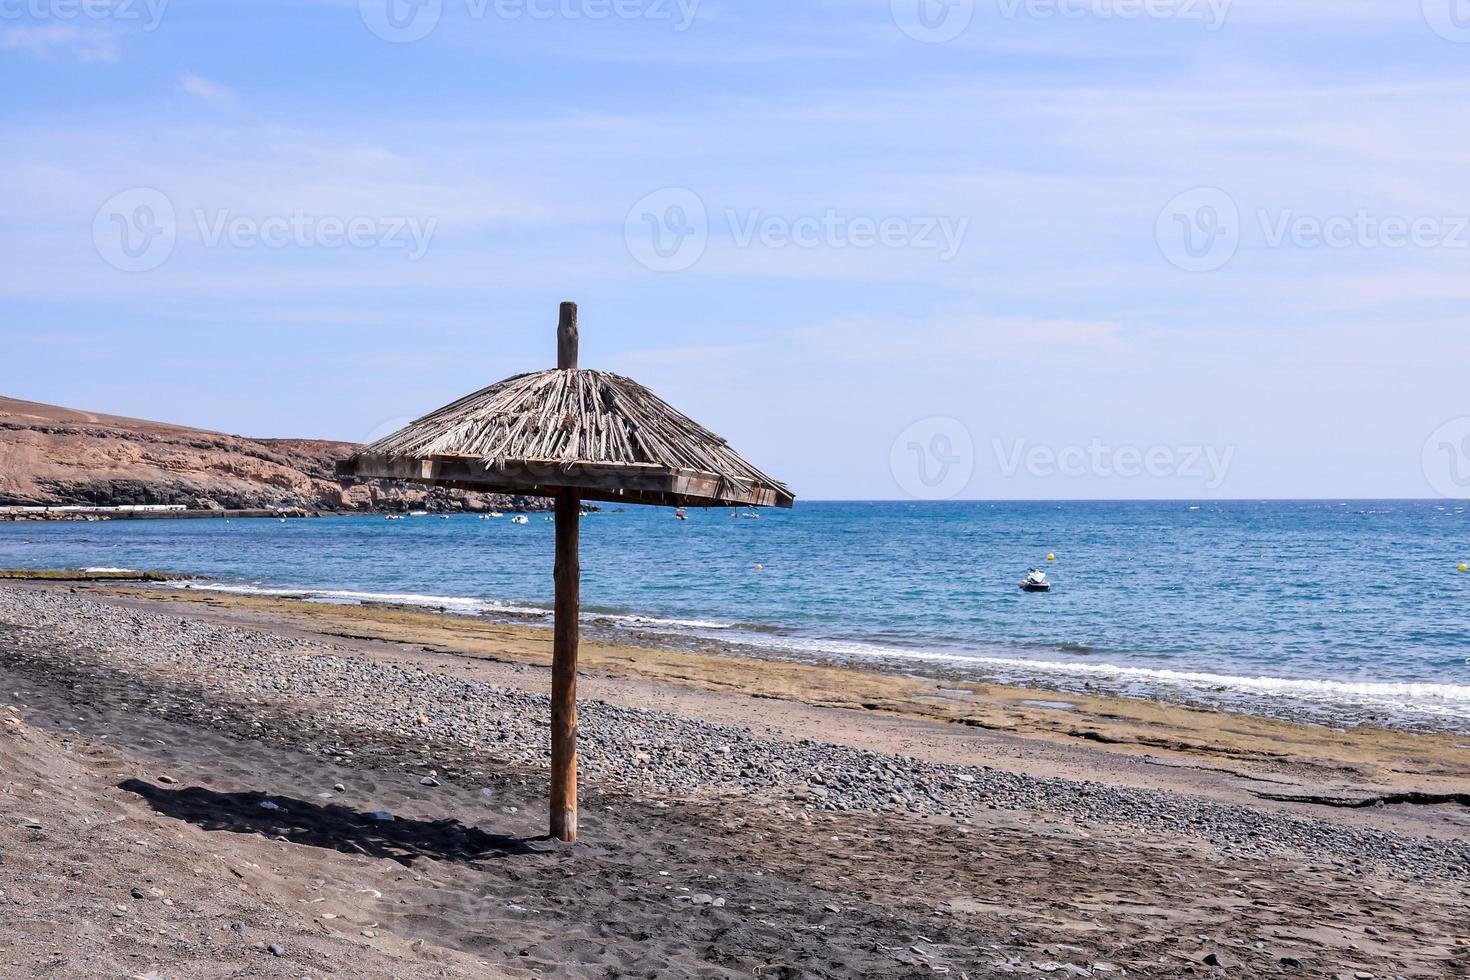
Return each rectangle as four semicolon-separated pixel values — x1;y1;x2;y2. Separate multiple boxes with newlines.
3;0;1470;499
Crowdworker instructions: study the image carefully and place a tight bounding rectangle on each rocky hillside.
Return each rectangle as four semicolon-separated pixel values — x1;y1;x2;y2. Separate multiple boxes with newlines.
0;396;546;514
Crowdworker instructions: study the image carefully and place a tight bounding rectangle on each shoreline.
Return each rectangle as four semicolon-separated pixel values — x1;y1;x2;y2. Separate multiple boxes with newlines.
140;573;1470;736
4;563;1468;735
2;581;1468;977
34;579;1470;820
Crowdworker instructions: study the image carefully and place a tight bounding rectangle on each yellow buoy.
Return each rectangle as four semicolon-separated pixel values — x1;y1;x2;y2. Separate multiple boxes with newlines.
754;563;764;572
1046;553;1056;562
1461;563;1468;573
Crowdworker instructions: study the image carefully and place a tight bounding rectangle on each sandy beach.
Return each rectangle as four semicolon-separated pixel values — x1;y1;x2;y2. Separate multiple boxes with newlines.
12;0;1469;976
2;580;1468;979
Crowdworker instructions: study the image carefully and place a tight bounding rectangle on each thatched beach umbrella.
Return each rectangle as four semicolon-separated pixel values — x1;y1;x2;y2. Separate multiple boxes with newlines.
336;303;794;841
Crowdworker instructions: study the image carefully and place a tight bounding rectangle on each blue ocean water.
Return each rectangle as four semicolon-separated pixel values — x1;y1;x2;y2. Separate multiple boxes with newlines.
2;501;1468;730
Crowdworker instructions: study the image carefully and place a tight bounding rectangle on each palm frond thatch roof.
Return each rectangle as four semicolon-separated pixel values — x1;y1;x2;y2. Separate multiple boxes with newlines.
336;368;794;509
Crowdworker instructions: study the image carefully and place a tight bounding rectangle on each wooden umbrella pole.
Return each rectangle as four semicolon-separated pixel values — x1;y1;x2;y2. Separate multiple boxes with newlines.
550;300;581;842
550;489;580;841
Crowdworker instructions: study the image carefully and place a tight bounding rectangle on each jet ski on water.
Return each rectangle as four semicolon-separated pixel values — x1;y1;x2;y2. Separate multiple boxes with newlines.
1020;569;1051;593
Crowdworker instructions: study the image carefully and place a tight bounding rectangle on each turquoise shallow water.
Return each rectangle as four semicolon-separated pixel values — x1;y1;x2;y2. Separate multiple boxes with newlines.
2;501;1468;730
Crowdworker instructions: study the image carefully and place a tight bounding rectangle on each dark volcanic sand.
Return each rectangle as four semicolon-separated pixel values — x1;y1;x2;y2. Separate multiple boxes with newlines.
1;589;1468;978
5;653;1018;978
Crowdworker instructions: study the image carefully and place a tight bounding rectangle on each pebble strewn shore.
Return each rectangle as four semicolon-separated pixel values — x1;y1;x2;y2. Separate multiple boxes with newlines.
2;585;1466;883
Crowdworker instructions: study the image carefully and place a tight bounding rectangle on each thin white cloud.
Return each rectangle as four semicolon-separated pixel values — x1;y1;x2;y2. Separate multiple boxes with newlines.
181;72;237;108
0;23;120;62
610;342;757;369
791;315;1126;362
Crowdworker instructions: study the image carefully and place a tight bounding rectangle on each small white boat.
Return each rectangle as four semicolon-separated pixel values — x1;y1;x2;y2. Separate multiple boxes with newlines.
674;508;688;521
385;514;404;521
511;515;530;525
1020;569;1051;593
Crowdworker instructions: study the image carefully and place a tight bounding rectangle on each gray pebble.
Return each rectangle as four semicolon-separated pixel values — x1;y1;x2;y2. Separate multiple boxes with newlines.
6;586;1469;883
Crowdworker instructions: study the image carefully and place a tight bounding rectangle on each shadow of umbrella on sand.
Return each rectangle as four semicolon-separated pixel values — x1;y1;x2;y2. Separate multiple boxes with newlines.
119;780;541;866
334;302;795;842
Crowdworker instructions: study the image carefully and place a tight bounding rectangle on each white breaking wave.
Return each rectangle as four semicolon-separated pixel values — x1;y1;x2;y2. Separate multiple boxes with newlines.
161;581;738;632
165;580;545;616
723;632;1470;720
161;581;1470;724
606;614;739;631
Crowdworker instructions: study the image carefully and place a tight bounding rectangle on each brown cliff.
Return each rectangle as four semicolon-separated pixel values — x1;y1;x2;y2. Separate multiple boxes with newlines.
0;396;546;514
